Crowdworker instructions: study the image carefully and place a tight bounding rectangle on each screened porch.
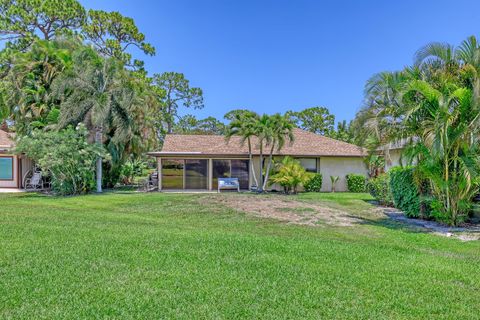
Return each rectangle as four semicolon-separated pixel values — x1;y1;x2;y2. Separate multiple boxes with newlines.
159;158;250;191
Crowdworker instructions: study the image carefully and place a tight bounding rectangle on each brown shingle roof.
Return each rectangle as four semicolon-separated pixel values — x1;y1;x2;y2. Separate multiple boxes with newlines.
0;129;14;149
150;128;366;157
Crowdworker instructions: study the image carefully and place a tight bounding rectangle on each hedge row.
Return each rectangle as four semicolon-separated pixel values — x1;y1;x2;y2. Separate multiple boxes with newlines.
388;166;422;218
368;166;431;218
366;173;393;206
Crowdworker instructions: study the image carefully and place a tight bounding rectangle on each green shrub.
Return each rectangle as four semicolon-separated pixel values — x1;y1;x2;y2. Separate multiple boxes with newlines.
388;166;422;218
367;174;393;206
304;173;323;192
15;125;107;195
346;174;366;192
270;157;311;194
120;157;148;185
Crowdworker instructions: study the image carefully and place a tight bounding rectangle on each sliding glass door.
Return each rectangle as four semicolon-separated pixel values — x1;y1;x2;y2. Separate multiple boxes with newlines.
162;158;248;190
162;159;184;189
231;160;249;189
212;160;230;189
212;159;249;190
162;159;208;190
185;159;208;189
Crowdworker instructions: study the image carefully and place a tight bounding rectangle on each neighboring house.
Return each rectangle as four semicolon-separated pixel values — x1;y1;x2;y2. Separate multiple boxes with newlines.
0;129;33;189
379;138;411;171
148;128;367;192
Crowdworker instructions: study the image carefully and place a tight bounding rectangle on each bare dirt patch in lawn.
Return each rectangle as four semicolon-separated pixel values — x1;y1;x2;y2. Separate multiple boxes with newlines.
200;194;365;227
200;194;480;240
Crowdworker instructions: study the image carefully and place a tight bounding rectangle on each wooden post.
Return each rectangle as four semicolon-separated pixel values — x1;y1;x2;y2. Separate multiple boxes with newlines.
208;158;213;191
157;157;162;191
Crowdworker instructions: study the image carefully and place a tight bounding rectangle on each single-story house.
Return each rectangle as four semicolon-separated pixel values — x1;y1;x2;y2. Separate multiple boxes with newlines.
148;128;367;192
378;138;413;171
0;129;33;189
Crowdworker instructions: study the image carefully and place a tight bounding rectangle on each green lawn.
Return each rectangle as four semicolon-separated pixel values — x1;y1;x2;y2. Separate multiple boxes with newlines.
0;192;479;319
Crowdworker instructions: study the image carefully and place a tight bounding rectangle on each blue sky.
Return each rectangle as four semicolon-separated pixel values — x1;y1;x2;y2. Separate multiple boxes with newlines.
80;0;480;123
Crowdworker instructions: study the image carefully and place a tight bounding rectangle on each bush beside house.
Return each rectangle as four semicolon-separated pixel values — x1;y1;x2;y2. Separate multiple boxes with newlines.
304;173;323;192
346;174;366;192
367;173;393;206
388;166;426;218
15;125;107;195
270;157;311;194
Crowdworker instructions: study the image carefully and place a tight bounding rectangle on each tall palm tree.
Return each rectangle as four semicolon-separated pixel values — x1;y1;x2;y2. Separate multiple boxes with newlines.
255;114;274;192
353;70;410;161
54;47;135;192
262;113;295;190
225;110;260;188
354;36;480;225
402;79;480;225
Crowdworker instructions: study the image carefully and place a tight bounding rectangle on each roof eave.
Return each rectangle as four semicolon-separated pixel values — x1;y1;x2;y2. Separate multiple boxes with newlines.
148;151;366;157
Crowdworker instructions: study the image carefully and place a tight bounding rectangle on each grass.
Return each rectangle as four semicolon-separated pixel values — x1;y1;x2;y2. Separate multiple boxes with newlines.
0;192;479;319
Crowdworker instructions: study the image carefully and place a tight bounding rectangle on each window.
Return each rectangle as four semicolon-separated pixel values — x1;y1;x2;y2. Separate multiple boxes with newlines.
185;159;208;189
0;156;13;180
298;158;317;173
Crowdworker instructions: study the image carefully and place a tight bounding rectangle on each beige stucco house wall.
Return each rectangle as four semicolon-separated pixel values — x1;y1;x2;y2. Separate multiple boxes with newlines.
319;157;367;192
251;156;367;192
385;149;403;171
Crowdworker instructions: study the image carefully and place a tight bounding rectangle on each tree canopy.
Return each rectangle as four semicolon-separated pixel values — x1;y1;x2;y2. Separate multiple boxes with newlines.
0;0;86;48
153;72;204;134
0;0;155;66
289;106;335;136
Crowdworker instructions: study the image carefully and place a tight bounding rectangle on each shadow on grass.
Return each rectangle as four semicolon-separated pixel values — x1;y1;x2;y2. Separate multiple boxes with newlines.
353;201;480;236
350;214;433;234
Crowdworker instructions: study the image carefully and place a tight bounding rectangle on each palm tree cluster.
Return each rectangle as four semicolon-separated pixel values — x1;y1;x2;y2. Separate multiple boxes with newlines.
353;36;480;225
225;110;295;192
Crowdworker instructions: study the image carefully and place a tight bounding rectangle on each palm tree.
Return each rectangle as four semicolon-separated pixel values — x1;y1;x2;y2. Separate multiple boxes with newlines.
352;70;411;165
270;156;310;194
330;176;339;192
226;112;294;192
415;36;480;69
54;47;135;192
261;113;295;190
225;110;260;188
354;36;480;225
255;114;273;192
2;39;74;133
402;79;480;225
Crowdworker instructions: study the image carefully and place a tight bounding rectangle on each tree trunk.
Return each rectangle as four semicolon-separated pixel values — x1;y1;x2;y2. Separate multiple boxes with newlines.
0;120;8;132
262;144;275;190
95;127;103;193
247;138;258;188
167;105;173;134
258;142;264;192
